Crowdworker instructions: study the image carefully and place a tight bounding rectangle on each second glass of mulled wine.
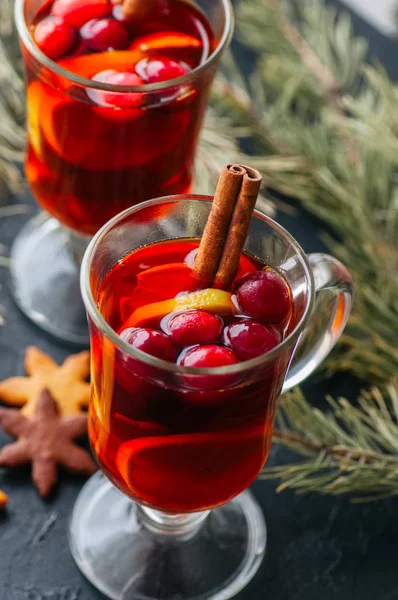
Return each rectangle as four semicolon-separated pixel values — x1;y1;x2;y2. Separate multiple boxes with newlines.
70;193;353;600
12;0;233;344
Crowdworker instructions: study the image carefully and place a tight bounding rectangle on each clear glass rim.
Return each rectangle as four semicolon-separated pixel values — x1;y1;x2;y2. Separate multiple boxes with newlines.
81;195;315;376
15;0;234;93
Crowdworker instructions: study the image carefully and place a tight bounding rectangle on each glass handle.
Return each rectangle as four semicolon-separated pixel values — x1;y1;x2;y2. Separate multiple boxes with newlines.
282;253;353;392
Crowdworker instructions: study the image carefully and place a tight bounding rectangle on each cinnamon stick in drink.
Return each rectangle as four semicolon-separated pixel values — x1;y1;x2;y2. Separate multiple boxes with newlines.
194;165;247;286
195;164;262;290
214;166;262;289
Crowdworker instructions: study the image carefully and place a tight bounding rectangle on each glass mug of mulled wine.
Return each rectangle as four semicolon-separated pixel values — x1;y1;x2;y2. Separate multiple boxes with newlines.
12;0;233;344
69;193;353;600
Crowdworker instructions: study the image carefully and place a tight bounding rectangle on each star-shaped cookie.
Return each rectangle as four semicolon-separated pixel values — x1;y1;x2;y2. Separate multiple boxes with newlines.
0;389;96;497
0;347;90;417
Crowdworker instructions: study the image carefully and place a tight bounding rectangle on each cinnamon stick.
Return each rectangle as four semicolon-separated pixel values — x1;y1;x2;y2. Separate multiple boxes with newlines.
195;164;262;290
195;165;247;286
118;0;158;20
214;166;262;289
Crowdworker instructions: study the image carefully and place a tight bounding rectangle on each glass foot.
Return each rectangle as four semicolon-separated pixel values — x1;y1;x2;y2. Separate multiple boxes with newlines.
10;213;90;345
69;472;267;600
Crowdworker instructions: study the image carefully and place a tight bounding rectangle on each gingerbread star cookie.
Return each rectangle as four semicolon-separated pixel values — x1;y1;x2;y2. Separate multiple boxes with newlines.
0;490;7;509
0;389;96;497
0;347;90;417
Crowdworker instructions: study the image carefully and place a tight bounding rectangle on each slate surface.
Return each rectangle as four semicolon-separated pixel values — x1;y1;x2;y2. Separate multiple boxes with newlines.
1;2;398;599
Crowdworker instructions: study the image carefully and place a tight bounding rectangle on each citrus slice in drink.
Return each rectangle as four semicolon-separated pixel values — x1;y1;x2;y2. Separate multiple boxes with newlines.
123;288;235;328
116;425;266;511
120;263;199;320
130;31;203;64
57;49;145;80
27;72;191;171
27;83;109;170
112;413;168;440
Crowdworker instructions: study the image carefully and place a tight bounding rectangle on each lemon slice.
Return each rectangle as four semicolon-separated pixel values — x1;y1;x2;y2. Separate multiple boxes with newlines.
124;289;235;328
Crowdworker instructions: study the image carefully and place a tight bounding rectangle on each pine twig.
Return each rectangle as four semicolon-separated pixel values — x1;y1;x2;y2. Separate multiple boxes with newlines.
274;430;397;465
264;0;360;165
264;384;398;501
265;0;340;102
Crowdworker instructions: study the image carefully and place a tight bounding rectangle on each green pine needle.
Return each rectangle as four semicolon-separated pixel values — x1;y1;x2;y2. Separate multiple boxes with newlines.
264;383;398;502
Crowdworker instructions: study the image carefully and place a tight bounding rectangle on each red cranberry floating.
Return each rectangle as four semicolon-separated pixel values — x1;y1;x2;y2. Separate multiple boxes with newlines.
137;58;189;83
178;345;240;391
90;70;144;109
91;68;118;84
80;18;129;51
121;327;176;362
224;320;281;361
236;269;291;324
103;71;145;108
34;16;76;60
52;0;112;30
168;311;222;346
179;345;239;369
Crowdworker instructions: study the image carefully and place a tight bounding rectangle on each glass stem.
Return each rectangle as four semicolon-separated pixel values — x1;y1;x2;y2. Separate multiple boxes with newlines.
137;505;210;540
65;226;92;265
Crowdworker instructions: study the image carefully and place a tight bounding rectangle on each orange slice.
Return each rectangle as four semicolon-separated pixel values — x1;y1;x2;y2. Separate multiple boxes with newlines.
116;425;266;511
26;81;64;161
120;263;199;320
113;413;168;440
123;288;235;328
27;77;192;171
57;50;145;82
130;31;201;54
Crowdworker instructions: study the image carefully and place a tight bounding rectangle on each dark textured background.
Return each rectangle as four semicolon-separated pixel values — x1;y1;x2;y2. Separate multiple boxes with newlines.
1;2;398;598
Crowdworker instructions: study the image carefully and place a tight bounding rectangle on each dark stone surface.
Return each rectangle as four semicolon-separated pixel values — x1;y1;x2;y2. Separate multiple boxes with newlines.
1;2;398;599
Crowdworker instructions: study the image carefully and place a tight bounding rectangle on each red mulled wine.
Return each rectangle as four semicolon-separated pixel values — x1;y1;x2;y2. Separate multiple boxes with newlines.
89;238;295;512
25;0;215;234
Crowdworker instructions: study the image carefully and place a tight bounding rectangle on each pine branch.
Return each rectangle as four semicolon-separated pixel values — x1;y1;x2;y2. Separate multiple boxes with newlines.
263;0;360;165
264;383;398;501
0;0;25;199
233;0;398;384
265;0;340;101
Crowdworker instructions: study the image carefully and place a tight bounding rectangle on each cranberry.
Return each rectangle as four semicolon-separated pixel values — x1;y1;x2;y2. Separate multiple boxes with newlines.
90;70;144;109
179;345;238;369
236;270;291;324
136;58;189;83
168;311;222;347
224;320;281;361
120;327;176;362
80;18;129;51
91;67;118;84
34;16;76;60
87;68;116;104
103;71;144;108
52;0;112;30
178;345;240;391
